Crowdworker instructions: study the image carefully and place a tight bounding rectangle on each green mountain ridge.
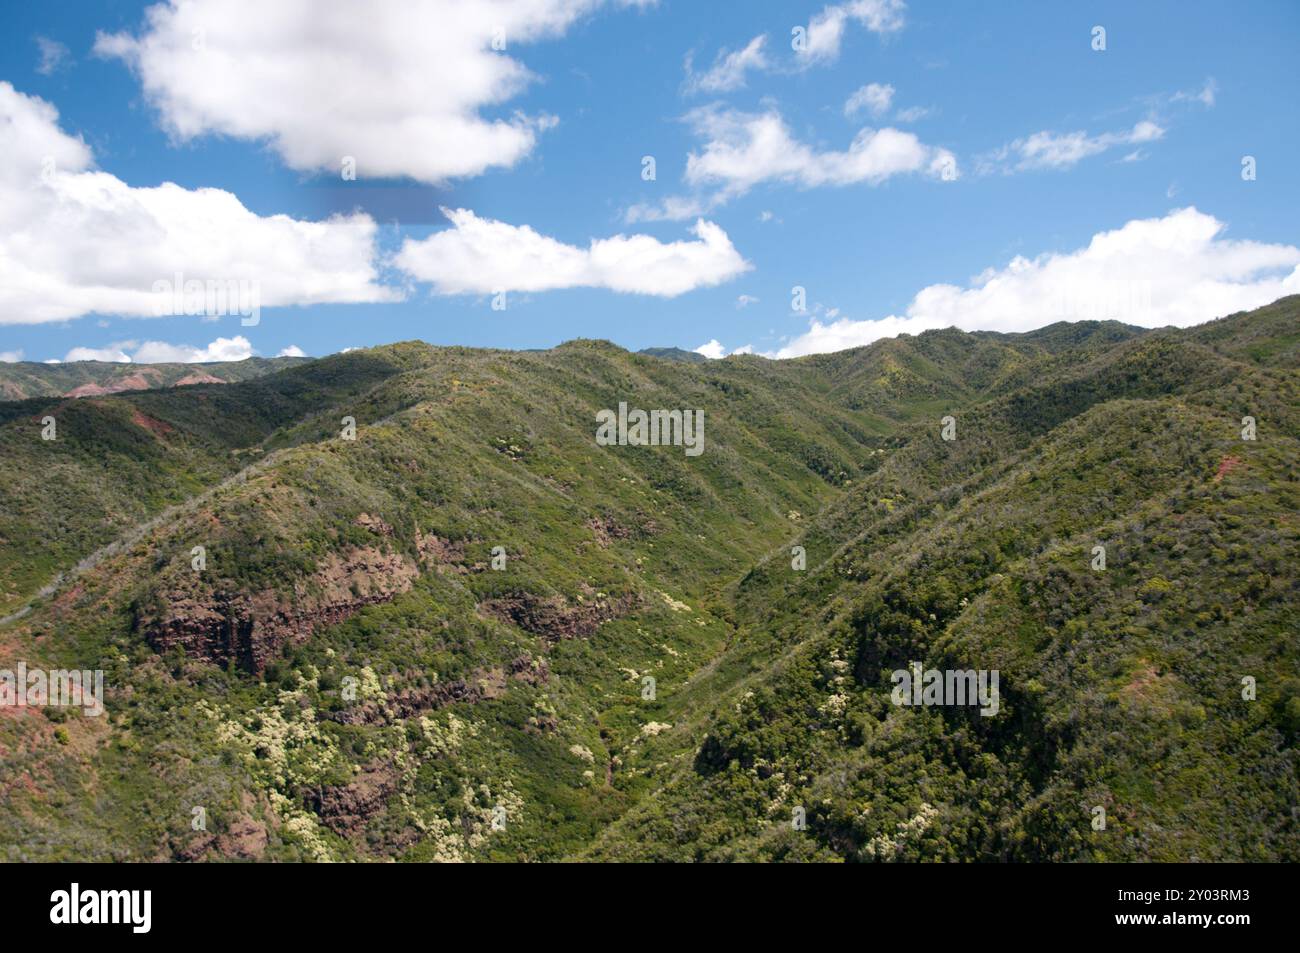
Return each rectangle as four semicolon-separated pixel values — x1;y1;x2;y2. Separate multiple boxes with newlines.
1;297;1296;861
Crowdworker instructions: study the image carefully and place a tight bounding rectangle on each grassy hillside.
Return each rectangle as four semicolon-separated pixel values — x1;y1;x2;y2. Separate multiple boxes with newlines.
1;297;1296;861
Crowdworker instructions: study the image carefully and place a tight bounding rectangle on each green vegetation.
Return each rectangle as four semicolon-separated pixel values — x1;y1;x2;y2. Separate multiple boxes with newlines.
1;298;1296;861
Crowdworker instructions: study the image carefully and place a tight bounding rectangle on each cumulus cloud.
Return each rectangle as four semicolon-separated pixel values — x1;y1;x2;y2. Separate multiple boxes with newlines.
684;35;769;94
95;0;652;184
685;107;956;195
276;345;307;357
64;344;133;363
0;82;395;325
983;120;1165;173
798;0;906;65
0;350;23;363
845;82;894;118
764;208;1300;357
628;107;955;222
394;208;750;296
64;336;256;363
695;339;755;358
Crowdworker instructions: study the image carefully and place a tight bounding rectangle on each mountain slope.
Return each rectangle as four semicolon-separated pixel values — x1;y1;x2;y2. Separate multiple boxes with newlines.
0;349;415;616
1;297;1296;862
586;312;1300;861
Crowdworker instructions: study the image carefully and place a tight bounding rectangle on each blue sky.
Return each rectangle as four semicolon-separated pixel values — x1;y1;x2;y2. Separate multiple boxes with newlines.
1;0;1297;365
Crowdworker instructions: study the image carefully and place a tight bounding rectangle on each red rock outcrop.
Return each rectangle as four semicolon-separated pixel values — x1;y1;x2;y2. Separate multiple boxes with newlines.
174;370;225;387
414;527;472;571
141;547;419;673
328;666;508;726
308;764;398;839
478;588;638;642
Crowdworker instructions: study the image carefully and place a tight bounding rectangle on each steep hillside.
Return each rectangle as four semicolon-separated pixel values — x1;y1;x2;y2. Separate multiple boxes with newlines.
587;311;1300;861
0;350;410;616
1;297;1296;862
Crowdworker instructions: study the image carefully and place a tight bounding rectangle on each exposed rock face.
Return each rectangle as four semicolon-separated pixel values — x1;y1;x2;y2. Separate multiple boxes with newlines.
218;813;270;859
478;589;638;641
585;513;658;547
172;799;269;862
509;653;550;686
1214;454;1244;482
67;370;162;398
353;512;394;537
308;764;398;840
328;666;508;726
414;527;471;572
141;547;418;673
130;409;175;439
174;370;225;387
586;515;631;547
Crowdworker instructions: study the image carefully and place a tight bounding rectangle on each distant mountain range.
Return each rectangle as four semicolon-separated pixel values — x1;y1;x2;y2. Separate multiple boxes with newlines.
1;296;1296;862
636;346;708;363
0;356;307;401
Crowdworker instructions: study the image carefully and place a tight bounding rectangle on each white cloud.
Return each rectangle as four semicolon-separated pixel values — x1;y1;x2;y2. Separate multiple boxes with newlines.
276;345;307;357
95;0;651;184
799;0;906;65
0;83;395;326
695;340;754;358
767;208;1300;357
894;105;932;123
0;350;23;363
983;120;1165;173
624;194;712;225
736;294;759;308
684;107;957;197
1172;78;1217;108
64;344;134;363
626;107;954;223
685;35;769;94
135;336;255;363
63;336;256;363
845;82;894;118
35;37;71;76
394;208;750;296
